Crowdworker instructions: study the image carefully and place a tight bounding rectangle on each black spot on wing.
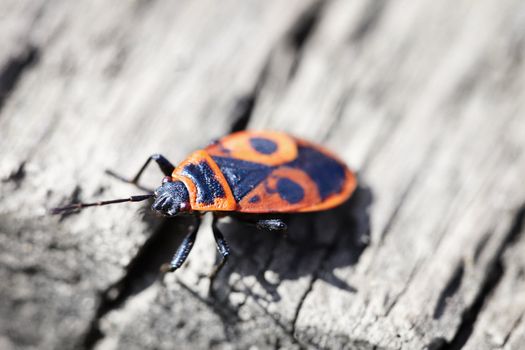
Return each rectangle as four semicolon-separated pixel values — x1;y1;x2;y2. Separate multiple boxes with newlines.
250;137;278;155
287;146;346;200
181;161;225;205
212;156;272;201
276;178;304;204
248;195;260;203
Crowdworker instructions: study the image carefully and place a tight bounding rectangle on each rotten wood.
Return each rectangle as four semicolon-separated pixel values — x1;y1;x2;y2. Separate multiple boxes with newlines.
1;0;525;349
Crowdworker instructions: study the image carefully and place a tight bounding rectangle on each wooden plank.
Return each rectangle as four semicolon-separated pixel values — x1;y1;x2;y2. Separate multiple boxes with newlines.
0;1;317;349
246;0;525;348
1;0;525;349
463;212;525;350
96;0;525;348
0;1;50;111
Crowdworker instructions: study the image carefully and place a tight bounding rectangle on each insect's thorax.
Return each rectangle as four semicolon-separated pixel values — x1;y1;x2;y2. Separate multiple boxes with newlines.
172;150;237;212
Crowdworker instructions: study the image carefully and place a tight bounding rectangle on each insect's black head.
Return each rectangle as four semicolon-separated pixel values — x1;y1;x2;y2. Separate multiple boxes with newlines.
152;177;191;217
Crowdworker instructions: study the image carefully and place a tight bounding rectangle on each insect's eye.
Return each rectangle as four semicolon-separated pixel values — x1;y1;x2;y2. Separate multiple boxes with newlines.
179;202;190;212
162;176;173;184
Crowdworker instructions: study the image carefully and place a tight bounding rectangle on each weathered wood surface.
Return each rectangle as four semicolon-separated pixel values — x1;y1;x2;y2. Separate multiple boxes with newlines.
1;1;525;349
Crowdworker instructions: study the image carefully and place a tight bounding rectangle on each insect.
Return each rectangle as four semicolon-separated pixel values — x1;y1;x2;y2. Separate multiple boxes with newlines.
52;130;356;276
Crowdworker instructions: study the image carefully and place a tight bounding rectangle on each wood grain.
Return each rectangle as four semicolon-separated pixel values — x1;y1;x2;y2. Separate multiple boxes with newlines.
1;0;524;349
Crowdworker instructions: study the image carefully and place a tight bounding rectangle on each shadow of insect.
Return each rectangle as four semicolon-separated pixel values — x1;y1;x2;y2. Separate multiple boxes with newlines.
208;183;373;302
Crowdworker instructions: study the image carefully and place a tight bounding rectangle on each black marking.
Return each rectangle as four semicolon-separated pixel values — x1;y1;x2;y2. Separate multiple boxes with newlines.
276;178;304;204
212;144;347;207
182;161;225;205
212;156;272;201
250;137;278;155
248;195;260;203
289;146;346;199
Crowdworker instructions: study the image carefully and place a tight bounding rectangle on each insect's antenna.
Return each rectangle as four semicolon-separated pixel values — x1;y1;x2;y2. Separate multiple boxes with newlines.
50;194;154;215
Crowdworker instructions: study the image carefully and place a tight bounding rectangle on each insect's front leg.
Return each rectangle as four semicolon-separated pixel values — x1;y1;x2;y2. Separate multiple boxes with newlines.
209;214;231;279
168;215;201;271
106;154;175;192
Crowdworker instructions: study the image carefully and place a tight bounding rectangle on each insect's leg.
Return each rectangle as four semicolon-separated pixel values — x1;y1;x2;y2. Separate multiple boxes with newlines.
169;215;201;271
106;154;175;190
209;215;231;279
255;218;288;232
231;215;288;233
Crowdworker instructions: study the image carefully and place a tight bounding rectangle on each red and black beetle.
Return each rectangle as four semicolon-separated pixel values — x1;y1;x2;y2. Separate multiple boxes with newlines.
52;130;356;275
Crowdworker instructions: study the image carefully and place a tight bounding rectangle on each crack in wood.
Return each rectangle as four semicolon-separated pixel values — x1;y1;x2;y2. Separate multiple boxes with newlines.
80;217;194;349
384;262;421;317
176;279;241;343
439;205;525;350
287;0;324;53
228;0;321;134
375;142;438;244
229;46;270;133
290;192;371;344
1;161;26;188
427;337;447;350
433;261;465;319
377;170;418;244
359;112;404;175
290;274;316;340
210;229;300;344
321;88;354;143
285;0;325;79
349;0;389;43
501;312;524;347
229;95;256;133
191;187;371;348
0;45;39;113
472;231;492;263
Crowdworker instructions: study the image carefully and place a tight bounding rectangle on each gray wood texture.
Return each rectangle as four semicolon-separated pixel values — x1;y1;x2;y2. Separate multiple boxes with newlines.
1;1;525;349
